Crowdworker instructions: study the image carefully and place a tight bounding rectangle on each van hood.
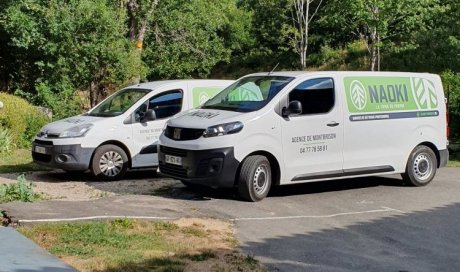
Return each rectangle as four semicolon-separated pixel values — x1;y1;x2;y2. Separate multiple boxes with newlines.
39;115;105;135
168;109;248;129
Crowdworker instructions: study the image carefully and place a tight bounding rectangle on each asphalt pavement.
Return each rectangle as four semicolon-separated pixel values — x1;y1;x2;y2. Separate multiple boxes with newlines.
2;167;460;271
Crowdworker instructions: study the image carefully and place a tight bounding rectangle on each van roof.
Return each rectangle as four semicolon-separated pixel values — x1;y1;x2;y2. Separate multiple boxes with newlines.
128;79;234;90
247;71;436;78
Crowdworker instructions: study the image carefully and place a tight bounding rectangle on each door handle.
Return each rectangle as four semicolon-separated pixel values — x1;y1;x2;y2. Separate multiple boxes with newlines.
327;121;340;127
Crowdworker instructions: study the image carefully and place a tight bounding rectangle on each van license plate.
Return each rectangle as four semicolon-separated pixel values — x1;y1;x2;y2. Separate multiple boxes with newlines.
34;146;47;154
165;154;182;166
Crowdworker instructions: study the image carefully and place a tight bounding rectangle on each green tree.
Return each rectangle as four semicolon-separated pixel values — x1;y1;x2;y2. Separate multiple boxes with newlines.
1;0;139;117
143;0;251;79
289;0;324;69
239;0;295;70
325;0;441;71
117;0;159;82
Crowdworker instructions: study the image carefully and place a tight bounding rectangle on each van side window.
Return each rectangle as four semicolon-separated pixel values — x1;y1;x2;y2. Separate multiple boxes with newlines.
288;78;334;115
136;90;183;121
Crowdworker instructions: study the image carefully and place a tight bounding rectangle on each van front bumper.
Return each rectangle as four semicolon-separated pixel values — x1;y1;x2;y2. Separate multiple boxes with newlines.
158;145;240;188
32;139;94;171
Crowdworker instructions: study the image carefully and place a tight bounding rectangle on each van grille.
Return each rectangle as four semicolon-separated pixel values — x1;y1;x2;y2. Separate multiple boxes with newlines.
160;145;187;157
164;126;204;141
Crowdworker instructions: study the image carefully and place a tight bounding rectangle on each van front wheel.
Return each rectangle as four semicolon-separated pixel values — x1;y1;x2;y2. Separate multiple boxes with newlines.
91;145;128;181
238;155;272;202
402;145;437;186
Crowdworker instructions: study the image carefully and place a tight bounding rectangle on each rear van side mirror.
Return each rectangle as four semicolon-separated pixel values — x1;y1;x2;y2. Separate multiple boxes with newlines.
282;101;302;118
141;109;156;122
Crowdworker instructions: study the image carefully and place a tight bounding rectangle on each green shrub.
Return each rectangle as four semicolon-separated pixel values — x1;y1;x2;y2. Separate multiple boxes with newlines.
0;174;40;203
0;92;50;148
441;71;460;142
0;126;13;154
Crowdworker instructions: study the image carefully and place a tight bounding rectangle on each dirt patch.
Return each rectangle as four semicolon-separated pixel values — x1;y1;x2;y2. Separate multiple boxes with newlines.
0;170;182;201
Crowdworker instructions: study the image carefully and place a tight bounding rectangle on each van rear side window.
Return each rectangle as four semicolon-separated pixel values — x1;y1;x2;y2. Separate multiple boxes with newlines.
289;78;335;115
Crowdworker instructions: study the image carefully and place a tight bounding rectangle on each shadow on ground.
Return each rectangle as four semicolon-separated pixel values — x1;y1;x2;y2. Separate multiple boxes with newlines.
239;202;460;272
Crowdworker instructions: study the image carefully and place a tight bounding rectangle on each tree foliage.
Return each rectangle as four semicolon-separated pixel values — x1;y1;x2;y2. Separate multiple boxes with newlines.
0;0;140;114
0;0;459;141
143;0;251;79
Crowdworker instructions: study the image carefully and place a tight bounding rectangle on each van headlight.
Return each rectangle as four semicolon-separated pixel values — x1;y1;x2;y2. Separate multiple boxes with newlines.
59;124;93;138
203;122;243;138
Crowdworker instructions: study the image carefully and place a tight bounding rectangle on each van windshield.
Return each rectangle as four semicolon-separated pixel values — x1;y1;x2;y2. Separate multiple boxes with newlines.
201;76;294;112
88;89;150;117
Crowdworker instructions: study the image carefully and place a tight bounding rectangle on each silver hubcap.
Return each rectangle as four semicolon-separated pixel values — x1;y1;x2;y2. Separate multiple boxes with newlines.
253;164;270;196
99;151;123;177
413;153;432;181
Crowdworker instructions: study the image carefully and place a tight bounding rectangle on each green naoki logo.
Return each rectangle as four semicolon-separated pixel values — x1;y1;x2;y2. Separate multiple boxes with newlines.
350;80;367;111
411;77;438;110
345;76;438;113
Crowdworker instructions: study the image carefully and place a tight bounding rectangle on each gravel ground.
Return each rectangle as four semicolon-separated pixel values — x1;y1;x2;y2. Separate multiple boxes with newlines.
0;170;181;201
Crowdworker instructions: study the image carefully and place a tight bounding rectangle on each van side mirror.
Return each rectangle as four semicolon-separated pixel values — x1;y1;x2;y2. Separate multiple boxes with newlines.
141;109;156;122
282;101;302;118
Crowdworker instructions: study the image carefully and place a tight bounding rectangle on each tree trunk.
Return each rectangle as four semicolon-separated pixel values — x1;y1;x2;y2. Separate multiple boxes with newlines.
292;0;322;70
126;0;159;83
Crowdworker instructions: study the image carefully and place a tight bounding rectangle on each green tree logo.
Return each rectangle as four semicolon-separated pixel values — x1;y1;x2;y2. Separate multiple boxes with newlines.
350;80;367;111
411;77;438;110
199;92;210;105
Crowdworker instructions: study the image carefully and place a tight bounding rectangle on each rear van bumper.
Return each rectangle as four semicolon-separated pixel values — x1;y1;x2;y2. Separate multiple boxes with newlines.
440;149;449;168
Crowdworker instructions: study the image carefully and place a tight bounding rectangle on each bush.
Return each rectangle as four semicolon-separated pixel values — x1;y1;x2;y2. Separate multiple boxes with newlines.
0;92;50;148
0;126;13;154
0;174;40;203
441;71;460;142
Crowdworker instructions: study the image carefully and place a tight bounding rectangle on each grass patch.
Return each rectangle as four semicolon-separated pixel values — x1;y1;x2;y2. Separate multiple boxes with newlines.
448;152;460;167
19;219;265;272
0;174;41;203
0;148;47;173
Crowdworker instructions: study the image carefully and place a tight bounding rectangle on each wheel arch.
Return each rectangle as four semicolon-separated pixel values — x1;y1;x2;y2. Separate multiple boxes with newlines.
92;140;133;168
236;150;281;186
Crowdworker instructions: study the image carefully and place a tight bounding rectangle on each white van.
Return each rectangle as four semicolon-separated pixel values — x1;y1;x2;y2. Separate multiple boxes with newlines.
158;72;449;201
32;80;233;180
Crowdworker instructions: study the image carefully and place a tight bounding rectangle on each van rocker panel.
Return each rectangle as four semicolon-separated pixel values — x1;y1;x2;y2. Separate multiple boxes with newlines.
158;146;239;188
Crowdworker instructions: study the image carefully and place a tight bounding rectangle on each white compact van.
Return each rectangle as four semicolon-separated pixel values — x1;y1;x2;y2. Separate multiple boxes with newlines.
32;80;233;180
158;72;449;201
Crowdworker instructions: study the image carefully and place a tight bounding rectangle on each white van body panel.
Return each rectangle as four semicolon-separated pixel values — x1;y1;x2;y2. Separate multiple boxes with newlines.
33;80;233;173
158;72;448;192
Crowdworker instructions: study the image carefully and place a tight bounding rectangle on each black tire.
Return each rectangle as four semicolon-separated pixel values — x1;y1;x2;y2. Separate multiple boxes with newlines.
401;145;437;186
90;144;128;181
238;155;272;202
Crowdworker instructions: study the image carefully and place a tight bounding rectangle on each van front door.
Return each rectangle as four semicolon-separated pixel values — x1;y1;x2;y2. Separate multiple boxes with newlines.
131;89;184;168
281;77;344;182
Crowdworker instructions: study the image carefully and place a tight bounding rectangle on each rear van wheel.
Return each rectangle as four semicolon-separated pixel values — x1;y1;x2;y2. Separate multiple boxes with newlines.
238;155;272;202
402;145;437;186
91;144;128;181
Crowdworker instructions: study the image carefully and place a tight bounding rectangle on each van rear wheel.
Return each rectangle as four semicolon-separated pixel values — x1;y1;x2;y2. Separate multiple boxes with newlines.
238;155;272;202
402;145;437;186
91;144;128;181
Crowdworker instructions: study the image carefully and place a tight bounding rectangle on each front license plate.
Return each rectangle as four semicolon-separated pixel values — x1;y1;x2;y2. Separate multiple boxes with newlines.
34;146;47;154
165;154;182;166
